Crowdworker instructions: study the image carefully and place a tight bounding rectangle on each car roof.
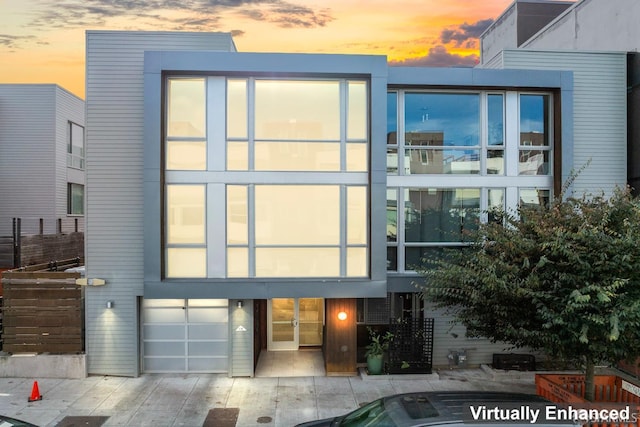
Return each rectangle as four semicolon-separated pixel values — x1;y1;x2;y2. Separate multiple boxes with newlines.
380;391;575;427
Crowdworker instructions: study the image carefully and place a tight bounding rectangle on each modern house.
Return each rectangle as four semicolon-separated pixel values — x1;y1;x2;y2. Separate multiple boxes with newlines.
0;84;85;237
83;25;626;377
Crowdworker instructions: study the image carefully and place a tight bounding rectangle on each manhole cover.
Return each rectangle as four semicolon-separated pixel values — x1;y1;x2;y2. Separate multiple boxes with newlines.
257;416;273;423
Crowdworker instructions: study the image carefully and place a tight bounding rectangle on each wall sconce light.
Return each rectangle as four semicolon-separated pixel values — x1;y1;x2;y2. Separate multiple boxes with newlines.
106;301;114;309
337;311;347;321
237;300;244;309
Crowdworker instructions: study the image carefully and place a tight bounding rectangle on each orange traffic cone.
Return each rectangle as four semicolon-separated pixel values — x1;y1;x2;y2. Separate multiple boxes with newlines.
28;381;42;402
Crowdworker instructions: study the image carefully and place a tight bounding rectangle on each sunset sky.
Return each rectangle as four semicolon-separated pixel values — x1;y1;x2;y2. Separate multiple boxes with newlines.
1;0;534;98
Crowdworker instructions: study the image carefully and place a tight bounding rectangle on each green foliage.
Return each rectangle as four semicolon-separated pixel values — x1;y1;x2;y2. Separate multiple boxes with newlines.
417;183;640;382
364;327;394;358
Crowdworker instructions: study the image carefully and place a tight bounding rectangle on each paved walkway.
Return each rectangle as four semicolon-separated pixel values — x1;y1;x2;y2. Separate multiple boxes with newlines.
0;368;538;427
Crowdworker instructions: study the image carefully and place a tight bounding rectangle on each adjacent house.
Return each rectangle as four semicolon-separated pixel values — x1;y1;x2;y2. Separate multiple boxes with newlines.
480;0;640;193
84;1;629;376
0;84;85;238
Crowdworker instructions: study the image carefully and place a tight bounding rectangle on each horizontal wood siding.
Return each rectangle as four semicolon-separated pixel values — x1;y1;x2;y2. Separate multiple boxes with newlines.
1;271;83;353
502;50;627;197
85;31;235;376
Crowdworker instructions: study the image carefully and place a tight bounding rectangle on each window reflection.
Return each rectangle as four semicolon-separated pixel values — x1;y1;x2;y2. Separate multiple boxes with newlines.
519;189;550;208
405;148;480;174
519;150;550;175
405;93;480;147
520;94;549;144
488;188;505;223
404;188;480;243
519;94;550;175
386;189;397;242
486;150;504;175
488;94;504;146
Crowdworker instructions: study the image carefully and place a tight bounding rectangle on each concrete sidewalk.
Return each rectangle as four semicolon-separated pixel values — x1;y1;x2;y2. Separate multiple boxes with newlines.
0;368;538;427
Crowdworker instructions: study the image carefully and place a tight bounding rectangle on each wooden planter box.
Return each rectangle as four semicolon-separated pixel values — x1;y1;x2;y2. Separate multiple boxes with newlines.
536;374;640;425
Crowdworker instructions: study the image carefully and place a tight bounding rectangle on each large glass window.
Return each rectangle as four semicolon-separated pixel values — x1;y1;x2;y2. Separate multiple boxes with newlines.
67;183;84;215
166;184;206;278
255;80;340;141
164;76;370;279
386;89;553;273
255;185;340;245
487;94;504;175
519;94;551;175
166;78;206;170
67;122;85;170
404;93;480;175
404;188;480;243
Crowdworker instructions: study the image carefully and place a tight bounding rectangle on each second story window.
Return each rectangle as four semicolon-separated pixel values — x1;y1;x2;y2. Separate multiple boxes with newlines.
68;122;85;169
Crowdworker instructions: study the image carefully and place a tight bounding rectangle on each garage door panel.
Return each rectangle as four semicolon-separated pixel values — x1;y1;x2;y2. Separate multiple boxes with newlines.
145;325;185;340
143;299;229;373
146;308;185;322
145;357;186;372
189;341;227;356
145;341;185;356
188;307;228;323
188;357;228;371
188;324;228;340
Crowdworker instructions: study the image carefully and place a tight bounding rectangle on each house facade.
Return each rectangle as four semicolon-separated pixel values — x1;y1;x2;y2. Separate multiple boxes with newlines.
84;29;626;377
0;84;85;236
481;0;640;193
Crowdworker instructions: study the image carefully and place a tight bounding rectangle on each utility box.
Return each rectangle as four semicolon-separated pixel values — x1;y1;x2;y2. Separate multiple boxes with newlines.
492;353;536;371
447;349;468;368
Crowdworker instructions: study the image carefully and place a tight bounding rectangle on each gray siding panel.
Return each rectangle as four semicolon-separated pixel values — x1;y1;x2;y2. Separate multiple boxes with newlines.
85;31;236;376
0;85;84;235
230;300;254;377
501;50;627;196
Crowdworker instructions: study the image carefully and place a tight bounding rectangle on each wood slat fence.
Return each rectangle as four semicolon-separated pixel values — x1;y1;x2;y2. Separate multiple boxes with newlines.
1;258;84;354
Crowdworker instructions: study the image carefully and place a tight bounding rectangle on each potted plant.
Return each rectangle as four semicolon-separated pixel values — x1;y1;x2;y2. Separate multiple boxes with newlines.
364;327;394;375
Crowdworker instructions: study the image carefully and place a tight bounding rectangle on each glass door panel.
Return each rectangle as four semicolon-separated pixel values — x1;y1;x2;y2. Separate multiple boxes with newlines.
299;298;324;346
268;298;298;350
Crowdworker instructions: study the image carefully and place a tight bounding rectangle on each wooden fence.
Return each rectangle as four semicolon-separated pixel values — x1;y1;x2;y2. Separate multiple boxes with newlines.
1;258;84;353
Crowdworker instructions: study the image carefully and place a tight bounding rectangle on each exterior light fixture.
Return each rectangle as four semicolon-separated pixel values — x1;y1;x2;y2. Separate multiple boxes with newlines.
76;278;106;286
106;301;114;309
237;300;244;308
337;311;347;321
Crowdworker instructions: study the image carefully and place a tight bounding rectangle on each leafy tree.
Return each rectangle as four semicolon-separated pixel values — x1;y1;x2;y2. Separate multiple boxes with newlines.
417;181;640;401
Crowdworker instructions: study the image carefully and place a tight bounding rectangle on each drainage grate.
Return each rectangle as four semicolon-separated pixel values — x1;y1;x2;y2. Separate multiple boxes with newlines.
55;416;109;427
202;408;240;427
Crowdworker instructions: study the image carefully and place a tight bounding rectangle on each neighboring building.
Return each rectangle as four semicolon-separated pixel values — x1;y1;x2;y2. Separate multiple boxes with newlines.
481;0;640;192
85;30;623;378
0;84;85;236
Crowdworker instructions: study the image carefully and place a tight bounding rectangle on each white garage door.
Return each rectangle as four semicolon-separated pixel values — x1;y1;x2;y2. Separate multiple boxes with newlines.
142;299;229;373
